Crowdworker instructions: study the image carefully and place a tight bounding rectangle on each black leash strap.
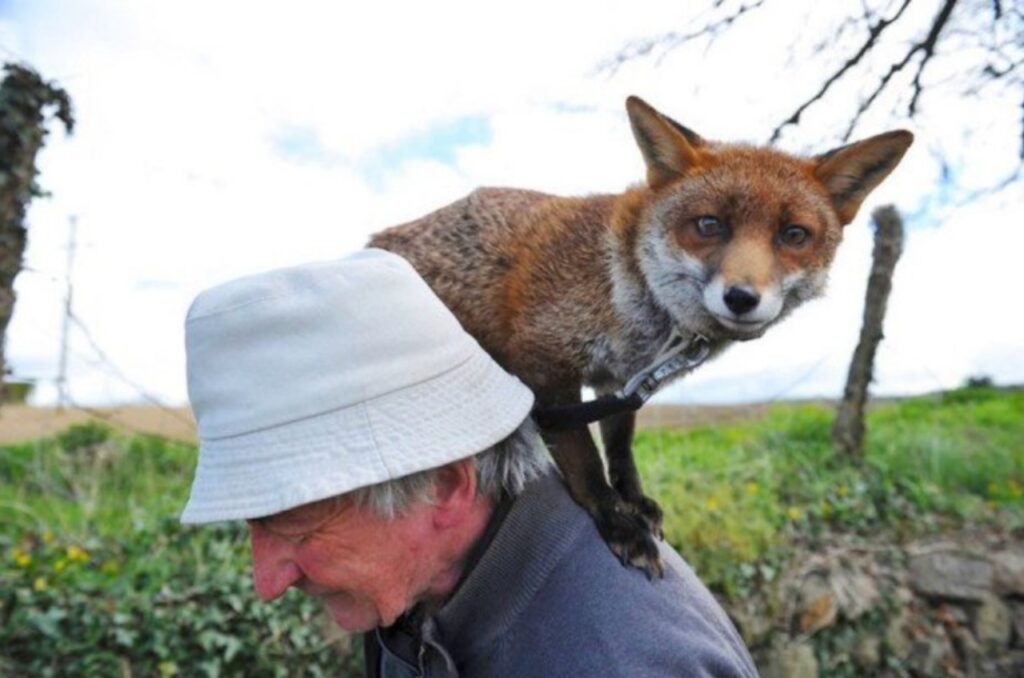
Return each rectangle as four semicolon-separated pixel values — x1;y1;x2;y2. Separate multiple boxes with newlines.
532;392;644;431
532;334;711;431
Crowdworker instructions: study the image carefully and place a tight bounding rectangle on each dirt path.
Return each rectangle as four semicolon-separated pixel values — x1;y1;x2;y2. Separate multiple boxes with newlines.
0;405;197;444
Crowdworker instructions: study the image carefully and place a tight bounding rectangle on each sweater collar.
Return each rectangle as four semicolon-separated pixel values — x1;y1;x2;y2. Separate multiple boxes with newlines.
430;473;585;665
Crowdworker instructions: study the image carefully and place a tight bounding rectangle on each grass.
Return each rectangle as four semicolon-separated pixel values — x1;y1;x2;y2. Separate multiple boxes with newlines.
0;385;1021;671
0;423;196;538
637;386;1024;595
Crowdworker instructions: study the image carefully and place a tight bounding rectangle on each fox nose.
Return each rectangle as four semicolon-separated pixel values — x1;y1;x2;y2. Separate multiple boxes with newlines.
723;286;760;315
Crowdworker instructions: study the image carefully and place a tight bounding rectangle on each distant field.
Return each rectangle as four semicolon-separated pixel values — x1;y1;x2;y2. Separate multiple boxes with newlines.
0;405;197;444
0;401;788;444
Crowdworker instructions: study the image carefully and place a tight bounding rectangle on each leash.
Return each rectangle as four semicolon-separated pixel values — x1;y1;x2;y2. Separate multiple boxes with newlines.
532;332;711;431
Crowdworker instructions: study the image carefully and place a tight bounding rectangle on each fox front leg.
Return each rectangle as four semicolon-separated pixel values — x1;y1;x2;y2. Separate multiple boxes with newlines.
540;423;663;578
599;410;664;539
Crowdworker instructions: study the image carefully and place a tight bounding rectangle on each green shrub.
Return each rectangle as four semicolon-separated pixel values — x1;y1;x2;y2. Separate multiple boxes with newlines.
0;427;362;676
1;521;361;676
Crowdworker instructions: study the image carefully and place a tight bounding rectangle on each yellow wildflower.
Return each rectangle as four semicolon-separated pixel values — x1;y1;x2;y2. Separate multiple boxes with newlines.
33;577;47;592
100;560;119;575
12;549;31;568
54;559;67;573
786;506;803;521
745;481;759;495
706;496;720;511
837;484;849;498
66;545;89;563
821;501;833;518
42;531;55;544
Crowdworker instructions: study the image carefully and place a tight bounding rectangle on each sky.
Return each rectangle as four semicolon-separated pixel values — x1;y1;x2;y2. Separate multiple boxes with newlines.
1;0;1021;407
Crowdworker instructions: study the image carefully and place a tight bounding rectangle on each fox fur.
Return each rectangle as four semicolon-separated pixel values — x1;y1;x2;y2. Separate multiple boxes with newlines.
370;96;913;574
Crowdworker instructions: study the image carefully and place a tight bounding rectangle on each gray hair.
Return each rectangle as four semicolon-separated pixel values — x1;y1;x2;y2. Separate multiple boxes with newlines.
350;417;552;518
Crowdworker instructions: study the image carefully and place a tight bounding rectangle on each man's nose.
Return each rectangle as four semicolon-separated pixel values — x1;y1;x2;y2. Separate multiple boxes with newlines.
249;523;304;601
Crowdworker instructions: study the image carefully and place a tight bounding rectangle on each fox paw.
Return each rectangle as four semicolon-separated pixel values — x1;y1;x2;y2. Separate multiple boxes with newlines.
630;495;664;540
595;501;664;579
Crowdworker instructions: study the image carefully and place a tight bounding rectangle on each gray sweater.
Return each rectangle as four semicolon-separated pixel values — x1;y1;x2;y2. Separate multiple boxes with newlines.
367;474;759;677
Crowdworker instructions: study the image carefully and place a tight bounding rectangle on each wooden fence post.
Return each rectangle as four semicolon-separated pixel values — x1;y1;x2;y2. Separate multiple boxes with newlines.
833;205;904;458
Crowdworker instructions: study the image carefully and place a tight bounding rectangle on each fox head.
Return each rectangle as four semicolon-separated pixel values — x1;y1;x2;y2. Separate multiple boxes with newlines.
624;95;913;341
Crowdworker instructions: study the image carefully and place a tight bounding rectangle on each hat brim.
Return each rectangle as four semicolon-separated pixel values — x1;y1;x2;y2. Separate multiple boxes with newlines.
180;350;535;524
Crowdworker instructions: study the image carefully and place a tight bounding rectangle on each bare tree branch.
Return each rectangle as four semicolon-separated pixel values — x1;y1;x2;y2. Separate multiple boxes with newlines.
907;0;961;114
839;0;961;140
597;0;768;77
769;0;914;143
603;0;1023;191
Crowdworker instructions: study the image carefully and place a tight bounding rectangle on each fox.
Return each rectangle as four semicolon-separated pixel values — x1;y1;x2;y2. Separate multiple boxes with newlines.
370;96;913;575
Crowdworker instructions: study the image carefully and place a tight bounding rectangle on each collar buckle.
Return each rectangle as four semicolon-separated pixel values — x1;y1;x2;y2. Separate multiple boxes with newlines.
617;333;710;405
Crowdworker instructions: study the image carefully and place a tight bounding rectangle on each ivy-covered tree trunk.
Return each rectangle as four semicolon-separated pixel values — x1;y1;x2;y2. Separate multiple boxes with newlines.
0;64;74;401
833;205;904;458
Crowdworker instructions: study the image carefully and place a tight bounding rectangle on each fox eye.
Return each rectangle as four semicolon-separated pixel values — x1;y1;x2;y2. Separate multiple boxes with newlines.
779;224;810;247
695;215;725;238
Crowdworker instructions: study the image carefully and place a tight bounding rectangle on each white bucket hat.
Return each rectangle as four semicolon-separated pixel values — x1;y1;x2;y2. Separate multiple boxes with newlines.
180;249;535;524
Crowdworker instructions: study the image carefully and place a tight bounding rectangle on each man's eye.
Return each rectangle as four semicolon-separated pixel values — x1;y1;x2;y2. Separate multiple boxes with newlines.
695;215;725;238
779;224;810;247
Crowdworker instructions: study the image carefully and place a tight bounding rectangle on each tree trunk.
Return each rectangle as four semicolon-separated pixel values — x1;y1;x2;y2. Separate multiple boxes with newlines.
0;64;73;401
833;205;904;458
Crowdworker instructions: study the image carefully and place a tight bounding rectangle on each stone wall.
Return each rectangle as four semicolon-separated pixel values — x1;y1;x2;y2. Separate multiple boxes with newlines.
725;532;1024;677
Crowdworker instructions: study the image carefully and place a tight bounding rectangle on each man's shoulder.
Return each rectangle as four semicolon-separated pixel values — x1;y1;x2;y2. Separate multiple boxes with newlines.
437;475;758;677
488;480;757;677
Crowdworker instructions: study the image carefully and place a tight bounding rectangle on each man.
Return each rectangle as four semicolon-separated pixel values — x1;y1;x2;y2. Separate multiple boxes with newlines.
181;249;758;677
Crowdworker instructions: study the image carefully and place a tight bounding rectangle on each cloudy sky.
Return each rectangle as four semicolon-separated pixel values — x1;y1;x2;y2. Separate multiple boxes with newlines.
2;0;1021;407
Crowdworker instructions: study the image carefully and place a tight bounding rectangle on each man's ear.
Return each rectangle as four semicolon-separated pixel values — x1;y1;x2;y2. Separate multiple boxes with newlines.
814;130;914;225
626;95;705;190
430;458;478;530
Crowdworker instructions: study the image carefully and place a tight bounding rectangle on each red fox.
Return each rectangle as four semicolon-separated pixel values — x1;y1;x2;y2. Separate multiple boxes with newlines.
370;96;912;574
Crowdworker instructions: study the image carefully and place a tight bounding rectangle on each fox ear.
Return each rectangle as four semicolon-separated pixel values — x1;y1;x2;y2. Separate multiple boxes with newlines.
626;96;704;190
814;130;914;225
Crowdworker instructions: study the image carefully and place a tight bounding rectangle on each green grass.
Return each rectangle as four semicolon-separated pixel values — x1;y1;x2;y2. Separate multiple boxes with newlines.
637;386;1024;595
0;422;197;538
1;386;1021;671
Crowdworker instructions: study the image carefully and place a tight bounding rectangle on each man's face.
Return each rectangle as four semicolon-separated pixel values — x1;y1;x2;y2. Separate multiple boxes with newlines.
248;495;437;632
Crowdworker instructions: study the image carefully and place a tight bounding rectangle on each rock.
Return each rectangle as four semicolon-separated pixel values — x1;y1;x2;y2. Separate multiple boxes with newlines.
795;573;838;636
952;626;981;675
906;634;949;677
994;551;1024;596
886;610;913;660
1012;602;1024;648
728;602;773;648
894;585;915;605
975;595;1013;649
934;602;969;628
979;650;1024;678
760;642;818;678
853;634;881;669
908;544;993;602
831;567;879;621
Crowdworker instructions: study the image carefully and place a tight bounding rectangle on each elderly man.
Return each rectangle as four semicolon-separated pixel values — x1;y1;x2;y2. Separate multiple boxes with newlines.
181;249;757;677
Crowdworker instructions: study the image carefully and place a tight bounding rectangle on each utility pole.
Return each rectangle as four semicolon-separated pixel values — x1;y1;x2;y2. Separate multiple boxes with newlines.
56;215;76;410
